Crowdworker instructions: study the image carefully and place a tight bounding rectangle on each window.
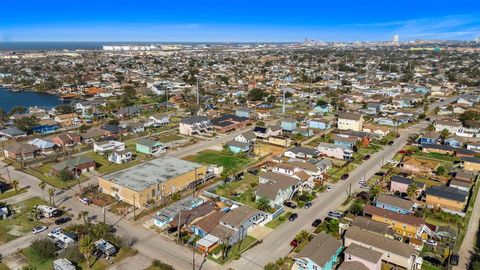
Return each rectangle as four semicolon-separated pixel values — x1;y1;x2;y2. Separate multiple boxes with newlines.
347;254;351;260
387;252;391;258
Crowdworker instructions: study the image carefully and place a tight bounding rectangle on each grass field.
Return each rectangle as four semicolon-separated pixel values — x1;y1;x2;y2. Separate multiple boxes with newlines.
265;212;288;229
22;246;53;270
214;174;259;209
0;197;46;243
84;152;142;174
157;133;184;143
0;262;9;270
209;236;257;264
0;188;27;200
185;150;251;175
25;165;87;189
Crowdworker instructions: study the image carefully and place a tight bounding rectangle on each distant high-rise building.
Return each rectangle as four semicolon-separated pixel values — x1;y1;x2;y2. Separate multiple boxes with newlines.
393;35;399;44
476;37;480;43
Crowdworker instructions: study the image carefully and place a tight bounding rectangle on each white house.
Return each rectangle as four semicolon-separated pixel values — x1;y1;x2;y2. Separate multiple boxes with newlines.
108;150;133;164
234;131;257;144
317;142;353;160
93;140;125;154
147;114;170;127
434;119;463;134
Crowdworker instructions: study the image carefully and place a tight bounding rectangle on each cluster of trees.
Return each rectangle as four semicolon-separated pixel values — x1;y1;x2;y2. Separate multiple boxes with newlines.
247;88;269;101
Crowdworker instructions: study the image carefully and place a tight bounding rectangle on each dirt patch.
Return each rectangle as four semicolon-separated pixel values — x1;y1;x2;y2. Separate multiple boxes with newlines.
3;252;28;270
7;224;24;237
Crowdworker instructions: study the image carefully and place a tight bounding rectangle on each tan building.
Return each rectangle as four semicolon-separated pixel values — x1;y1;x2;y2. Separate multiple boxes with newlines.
425;186;468;215
338;112;364;132
461;157;480;172
99;157;206;208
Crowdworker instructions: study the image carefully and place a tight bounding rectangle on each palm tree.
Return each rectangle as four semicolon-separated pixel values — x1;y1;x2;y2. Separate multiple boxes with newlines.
38;182;46;201
79;235;95;269
11;179;19;192
80;211;89;225
48;187;56;206
255;196;271;211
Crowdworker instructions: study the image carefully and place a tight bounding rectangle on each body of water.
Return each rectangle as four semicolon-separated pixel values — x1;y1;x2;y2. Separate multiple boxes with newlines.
0;86;62;112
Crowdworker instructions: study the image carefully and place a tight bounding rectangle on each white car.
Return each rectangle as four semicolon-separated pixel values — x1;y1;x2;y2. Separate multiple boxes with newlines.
79;197;92;205
32;225;48;234
327;185;333;192
424;239;438;246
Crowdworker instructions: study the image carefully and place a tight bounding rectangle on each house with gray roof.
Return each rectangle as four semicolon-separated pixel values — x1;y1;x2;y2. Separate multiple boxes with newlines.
294;233;343;270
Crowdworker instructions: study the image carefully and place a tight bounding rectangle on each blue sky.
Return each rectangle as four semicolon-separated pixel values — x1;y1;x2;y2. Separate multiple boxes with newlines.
1;0;480;42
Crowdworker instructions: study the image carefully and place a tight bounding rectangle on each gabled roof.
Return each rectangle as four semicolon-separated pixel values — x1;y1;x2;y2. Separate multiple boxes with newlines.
375;194;415;211
286;146;318;156
52;155;94;171
345;227;417;258
363;205;424;227
345;243;383;264
180;116;210;125
338;112;363;121
351;216;392;236
295;233;342;267
137;138;162;148
220;205;262;228
426;186;468;202
0;127;27;137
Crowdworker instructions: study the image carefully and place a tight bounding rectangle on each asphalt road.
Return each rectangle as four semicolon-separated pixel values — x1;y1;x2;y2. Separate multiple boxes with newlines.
228;121;428;270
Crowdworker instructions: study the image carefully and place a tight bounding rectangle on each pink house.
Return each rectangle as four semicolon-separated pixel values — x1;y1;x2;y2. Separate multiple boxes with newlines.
390;175;425;194
342;243;382;270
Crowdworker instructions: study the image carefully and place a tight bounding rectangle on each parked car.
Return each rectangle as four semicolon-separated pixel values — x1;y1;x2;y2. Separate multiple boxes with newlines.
327;185;333;192
327;211;343;219
54;217;71;225
288;213;298;221
424;239;438;246
304;201;312;209
388;141;394;145
341;174;349;180
363;155;371;160
449;254;459;266
79;197;92;205
284;201;297;209
290;239;298;248
167;226;178;234
32;226;48;234
311;219;322;227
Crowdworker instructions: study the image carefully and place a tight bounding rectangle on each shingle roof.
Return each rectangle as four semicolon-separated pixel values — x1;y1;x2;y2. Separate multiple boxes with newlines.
426;186;468;202
345;243;383;263
338;261;369;270
461;156;480;164
350;216;392;236
220;205;262;228
296;233;342;267
286;146;318;156
345;227;417;258
52;155;94;171
338;112;363;121
375;194;415;211
363;205;424;226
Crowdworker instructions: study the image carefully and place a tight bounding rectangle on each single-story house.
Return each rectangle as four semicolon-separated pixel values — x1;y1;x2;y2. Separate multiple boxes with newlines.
51;155;95;176
136;138;164;155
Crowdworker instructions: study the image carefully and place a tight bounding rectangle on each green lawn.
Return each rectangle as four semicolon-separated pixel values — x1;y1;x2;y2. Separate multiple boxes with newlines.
414;152;459;163
328;162;357;182
0;188;27;200
185;150;251;175
214;174;260;210
265;213;288;229
22;246;53;270
421;262;441;270
157;133;184;143
25;165;87;189
0;197;46;243
84;152;142;174
209;236;257;264
0;262;9;270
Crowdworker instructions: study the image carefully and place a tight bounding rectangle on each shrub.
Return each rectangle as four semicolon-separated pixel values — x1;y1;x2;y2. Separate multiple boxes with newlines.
151;259;175;270
63;244;84;263
31;238;56;259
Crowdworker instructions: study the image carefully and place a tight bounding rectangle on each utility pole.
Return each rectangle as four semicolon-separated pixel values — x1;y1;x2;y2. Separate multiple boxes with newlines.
133;195;136;219
178;209;182;242
103;206;106;223
192;241;196;270
282;84;286;114
196;76;200;107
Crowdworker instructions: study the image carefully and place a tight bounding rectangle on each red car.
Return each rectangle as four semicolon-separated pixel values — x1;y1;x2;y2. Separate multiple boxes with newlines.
290;239;298;248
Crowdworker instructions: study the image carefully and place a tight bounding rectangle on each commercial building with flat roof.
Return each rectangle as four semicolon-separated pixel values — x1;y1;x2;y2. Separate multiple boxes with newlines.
99;156;206;208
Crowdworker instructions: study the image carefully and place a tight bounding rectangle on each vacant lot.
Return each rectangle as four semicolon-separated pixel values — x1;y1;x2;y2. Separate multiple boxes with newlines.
84;151;142;174
26;164;88;188
185;150;251;175
0;197;46;243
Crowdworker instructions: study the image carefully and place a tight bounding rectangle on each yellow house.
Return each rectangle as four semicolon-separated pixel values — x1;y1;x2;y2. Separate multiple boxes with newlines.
363;205;428;239
337;112;363;132
99;157;206;208
425;186;468;214
461;157;480;172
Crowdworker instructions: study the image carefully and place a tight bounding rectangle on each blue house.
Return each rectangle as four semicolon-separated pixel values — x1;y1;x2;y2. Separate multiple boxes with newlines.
374;194;414;214
418;131;441;145
32;124;59;134
444;135;465;148
294;233;343;270
332;135;357;149
308;118;331;130
235;107;254;118
225;140;251;153
281;119;297;132
415;87;430;94
312;104;331;115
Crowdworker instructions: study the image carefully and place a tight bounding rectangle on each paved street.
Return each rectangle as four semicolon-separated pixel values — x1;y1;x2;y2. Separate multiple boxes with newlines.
228;121;427;270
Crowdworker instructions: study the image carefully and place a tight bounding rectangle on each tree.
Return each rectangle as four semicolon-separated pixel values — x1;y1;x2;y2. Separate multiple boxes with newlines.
9;106;27;115
267;95;276;103
31;238;56;259
38;182;46;201
14;116;39;132
440;129;450;139
407;183;418;199
436;166;447;176
151;260;175;270
79;124;90;133
79;211;89;225
59;169;74;182
256;196;271;211
121;86;137;106
79;235;95;269
247;88;268;101
55;104;74;114
11;179;19;192
348;200;364;215
171;192;181;202
316;99;328;106
48;187;56;206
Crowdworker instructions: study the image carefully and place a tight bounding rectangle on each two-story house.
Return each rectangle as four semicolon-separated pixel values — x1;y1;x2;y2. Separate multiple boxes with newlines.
294;233;343;270
256;171;299;207
425;186;469;215
317;142;353;160
338;112;363;132
179;116;213;136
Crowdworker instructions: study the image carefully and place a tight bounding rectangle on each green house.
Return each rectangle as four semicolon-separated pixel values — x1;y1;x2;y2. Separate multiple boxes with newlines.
136;138;164;155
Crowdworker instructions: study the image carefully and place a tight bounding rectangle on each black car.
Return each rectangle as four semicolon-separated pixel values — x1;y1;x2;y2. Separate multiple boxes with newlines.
341;174;349;180
54;217;71;225
449;254;459;266
387;141;394;145
167;226;178;234
311;219;322;227
284;201;297;209
288;213;298;221
363;155;371;160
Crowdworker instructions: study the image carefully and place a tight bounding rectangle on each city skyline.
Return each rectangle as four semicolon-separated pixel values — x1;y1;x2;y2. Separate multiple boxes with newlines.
2;0;480;42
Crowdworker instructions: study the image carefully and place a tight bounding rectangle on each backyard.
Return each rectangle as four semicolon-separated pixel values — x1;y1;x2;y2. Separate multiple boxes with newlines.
208;235;258;264
185;150;252;176
214;174;259;209
84;151;143;174
0;197;46;244
25;164;88;189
